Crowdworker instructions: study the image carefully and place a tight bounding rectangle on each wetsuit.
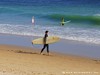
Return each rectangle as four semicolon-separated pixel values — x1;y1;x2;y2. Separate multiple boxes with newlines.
40;33;49;53
61;18;64;26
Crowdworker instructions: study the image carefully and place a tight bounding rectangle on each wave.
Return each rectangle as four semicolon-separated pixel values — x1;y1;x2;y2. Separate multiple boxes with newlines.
94;14;100;16
0;24;100;45
45;14;100;25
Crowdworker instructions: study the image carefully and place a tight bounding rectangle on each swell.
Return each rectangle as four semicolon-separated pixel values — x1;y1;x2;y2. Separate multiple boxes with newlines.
46;14;100;25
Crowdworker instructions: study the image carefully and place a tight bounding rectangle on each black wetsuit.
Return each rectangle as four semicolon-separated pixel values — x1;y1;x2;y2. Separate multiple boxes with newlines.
61;23;64;26
40;33;49;53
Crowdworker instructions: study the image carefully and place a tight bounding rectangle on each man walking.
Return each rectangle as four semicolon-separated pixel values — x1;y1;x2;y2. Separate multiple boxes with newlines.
40;31;49;55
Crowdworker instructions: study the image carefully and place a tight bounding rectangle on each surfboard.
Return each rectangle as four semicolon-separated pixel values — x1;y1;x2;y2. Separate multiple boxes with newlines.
61;20;71;24
32;36;60;44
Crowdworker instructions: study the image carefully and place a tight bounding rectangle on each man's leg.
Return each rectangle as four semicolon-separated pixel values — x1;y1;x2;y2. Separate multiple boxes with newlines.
40;44;46;54
47;44;49;55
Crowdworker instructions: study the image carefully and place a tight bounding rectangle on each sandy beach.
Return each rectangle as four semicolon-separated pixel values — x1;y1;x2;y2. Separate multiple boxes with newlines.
0;0;100;75
0;44;100;75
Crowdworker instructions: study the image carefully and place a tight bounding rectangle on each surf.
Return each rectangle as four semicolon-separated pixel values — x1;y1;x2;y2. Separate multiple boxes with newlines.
46;14;100;25
0;23;100;45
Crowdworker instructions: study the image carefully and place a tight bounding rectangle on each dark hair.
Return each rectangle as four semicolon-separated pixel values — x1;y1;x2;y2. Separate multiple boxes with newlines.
45;30;48;33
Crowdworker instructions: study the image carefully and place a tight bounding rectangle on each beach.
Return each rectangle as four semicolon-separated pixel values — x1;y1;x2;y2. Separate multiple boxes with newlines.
0;44;100;75
0;34;100;75
0;0;100;75
0;33;100;59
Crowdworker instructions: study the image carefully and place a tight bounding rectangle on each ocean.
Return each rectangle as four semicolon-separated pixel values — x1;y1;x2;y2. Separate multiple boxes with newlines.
0;0;100;44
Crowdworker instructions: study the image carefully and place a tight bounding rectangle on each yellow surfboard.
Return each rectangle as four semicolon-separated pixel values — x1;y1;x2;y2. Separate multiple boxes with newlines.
32;36;60;44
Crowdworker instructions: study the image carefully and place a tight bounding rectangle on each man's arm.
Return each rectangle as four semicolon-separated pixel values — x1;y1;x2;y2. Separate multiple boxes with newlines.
43;34;47;44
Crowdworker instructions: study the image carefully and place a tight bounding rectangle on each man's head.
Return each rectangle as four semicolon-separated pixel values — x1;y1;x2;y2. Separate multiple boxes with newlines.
45;30;49;34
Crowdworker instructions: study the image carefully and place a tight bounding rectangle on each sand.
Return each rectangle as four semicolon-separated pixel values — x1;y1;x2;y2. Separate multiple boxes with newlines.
0;45;100;75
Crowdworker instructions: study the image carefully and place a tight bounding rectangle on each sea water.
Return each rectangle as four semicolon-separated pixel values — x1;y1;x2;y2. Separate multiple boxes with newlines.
0;0;100;44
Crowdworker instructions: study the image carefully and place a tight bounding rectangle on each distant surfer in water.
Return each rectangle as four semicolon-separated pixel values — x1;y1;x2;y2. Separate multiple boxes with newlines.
40;30;49;55
61;17;64;26
32;16;35;24
61;17;71;26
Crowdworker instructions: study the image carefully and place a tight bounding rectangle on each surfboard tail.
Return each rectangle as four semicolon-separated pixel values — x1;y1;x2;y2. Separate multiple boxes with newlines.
32;42;33;45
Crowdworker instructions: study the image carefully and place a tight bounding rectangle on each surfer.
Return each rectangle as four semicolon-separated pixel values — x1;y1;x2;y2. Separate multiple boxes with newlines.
40;30;49;55
32;16;34;24
61;17;71;26
61;17;64;26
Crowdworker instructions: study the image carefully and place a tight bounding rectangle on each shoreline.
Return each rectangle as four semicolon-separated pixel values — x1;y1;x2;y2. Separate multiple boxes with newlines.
0;33;100;59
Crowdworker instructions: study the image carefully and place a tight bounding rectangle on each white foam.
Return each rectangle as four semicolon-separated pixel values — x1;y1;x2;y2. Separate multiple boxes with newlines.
93;14;100;16
0;24;100;45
